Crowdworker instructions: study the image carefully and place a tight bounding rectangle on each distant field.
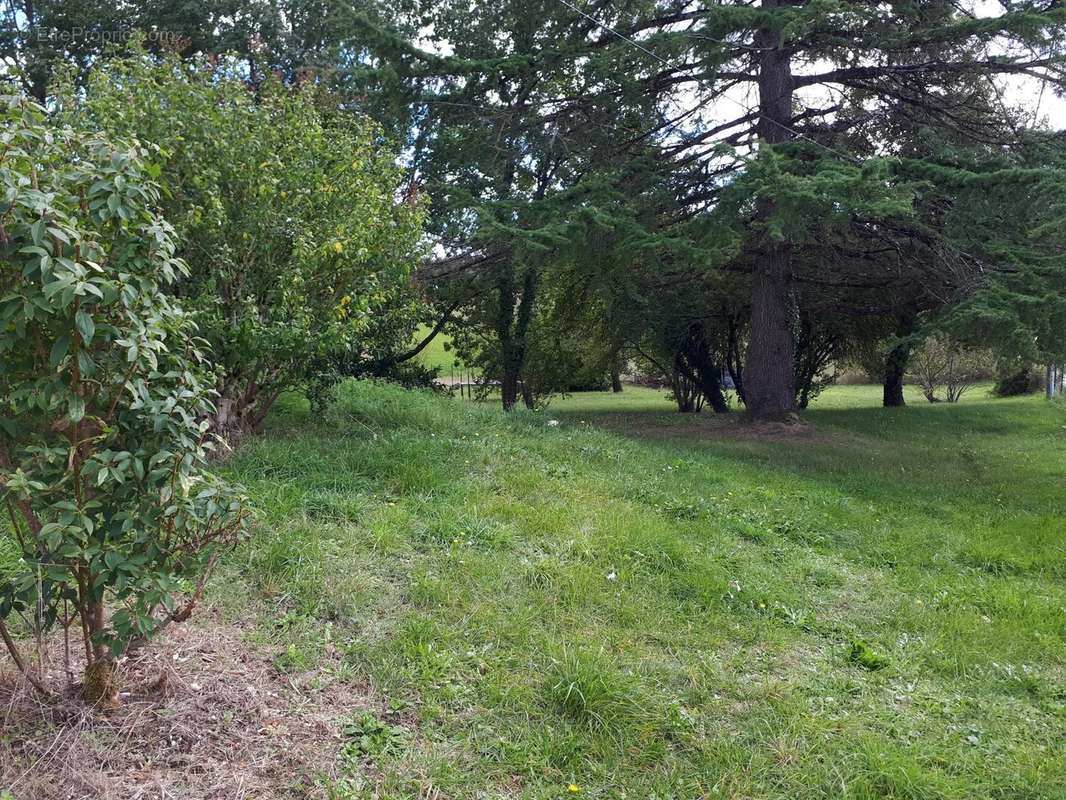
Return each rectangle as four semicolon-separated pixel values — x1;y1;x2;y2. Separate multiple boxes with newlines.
472;381;997;414
414;327;472;375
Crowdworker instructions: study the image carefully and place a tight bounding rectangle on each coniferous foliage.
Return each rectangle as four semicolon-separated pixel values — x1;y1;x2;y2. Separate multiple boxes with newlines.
350;1;1066;416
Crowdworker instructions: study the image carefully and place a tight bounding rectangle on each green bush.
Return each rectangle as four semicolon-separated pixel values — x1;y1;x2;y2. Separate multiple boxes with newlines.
68;51;425;443
992;366;1038;397
0;96;248;702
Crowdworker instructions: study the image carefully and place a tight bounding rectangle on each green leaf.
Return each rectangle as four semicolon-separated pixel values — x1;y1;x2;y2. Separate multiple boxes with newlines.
50;335;71;368
77;348;96;377
68;395;86;423
75;310;95;342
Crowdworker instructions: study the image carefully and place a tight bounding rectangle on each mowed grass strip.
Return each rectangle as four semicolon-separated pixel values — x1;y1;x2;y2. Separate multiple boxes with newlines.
216;381;1066;799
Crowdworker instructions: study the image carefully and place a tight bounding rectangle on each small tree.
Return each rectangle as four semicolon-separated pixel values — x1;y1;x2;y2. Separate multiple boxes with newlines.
909;335;993;404
0;97;248;703
71;53;425;444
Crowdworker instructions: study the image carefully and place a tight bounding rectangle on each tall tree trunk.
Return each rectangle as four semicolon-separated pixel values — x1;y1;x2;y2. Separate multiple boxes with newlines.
883;313;916;408
744;1;797;421
882;353;907;407
495;262;520;412
745;245;796;419
494;264;538;412
611;368;623;393
500;365;520;411
882;309;916;407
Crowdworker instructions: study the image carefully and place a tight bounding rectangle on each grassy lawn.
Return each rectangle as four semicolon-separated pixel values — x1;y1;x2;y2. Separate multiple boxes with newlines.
415;327;473;376
216;381;1066;799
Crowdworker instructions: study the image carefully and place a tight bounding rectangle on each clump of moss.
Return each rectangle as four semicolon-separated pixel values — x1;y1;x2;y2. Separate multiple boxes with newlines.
848;639;889;671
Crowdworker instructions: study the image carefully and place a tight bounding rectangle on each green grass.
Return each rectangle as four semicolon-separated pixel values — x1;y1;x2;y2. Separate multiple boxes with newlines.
414;326;472;375
217;381;1066;799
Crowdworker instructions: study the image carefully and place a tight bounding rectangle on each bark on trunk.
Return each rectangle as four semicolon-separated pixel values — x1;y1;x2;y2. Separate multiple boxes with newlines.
743;0;798;421
744;245;796;419
213;396;258;454
883;312;916;407
211;379;282;453
611;369;623;393
83;658;119;707
82;601;120;707
500;367;520;411
494;261;538;412
883;349;908;407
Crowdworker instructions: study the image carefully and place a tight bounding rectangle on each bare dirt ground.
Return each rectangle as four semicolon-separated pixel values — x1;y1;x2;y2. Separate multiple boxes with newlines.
1;609;370;800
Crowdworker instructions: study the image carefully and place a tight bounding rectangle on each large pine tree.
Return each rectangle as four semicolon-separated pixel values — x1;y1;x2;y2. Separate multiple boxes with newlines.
540;0;1063;418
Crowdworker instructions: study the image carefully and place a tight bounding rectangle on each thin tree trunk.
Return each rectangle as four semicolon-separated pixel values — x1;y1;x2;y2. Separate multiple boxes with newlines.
500;366;520;411
494;261;520;412
0;618;51;695
726;317;746;405
82;600;119;706
744;0;797;421
494;260;538;412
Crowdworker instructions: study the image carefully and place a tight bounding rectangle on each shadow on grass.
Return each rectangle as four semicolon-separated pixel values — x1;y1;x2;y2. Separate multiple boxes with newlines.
551;392;1066;520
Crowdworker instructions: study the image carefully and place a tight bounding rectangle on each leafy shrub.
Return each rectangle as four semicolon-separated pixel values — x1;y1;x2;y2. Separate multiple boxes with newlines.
992;366;1039;397
908;334;994;403
70;52;425;443
0;97;248;702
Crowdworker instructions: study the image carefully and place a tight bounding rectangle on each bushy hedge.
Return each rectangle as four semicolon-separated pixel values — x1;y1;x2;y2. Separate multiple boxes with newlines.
0;96;247;702
66;52;425;443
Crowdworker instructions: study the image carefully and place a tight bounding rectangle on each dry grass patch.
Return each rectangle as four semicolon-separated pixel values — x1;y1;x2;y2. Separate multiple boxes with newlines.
1;610;372;800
